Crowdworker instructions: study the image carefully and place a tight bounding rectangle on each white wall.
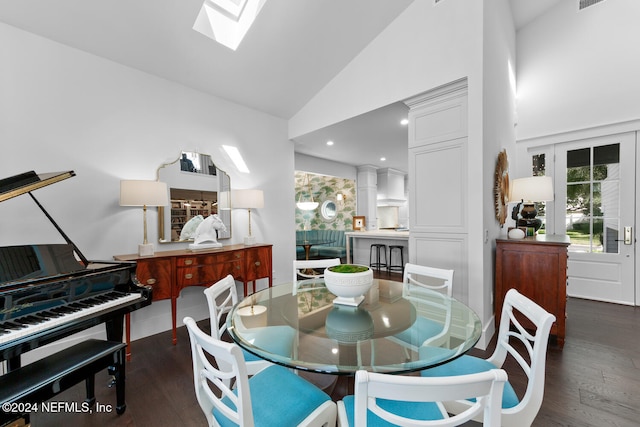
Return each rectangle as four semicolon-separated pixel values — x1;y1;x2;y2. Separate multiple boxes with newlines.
0;22;295;356
288;0;482;140
481;0;517;333
295;153;357;181
515;0;640;141
288;0;516;348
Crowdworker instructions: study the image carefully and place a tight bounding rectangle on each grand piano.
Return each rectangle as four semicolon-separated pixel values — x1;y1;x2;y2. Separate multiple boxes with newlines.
0;170;152;421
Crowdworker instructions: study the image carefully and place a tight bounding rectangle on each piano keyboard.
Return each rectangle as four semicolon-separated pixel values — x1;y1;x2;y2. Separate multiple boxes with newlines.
0;291;142;345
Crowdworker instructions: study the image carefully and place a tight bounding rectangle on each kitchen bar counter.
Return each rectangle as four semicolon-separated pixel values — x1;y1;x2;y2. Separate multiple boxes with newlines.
345;230;409;264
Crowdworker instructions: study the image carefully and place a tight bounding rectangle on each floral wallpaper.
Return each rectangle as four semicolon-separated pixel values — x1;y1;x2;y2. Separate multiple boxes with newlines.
295;171;356;231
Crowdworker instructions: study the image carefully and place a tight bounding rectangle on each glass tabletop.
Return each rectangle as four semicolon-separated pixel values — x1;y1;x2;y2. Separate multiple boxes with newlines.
227;279;481;375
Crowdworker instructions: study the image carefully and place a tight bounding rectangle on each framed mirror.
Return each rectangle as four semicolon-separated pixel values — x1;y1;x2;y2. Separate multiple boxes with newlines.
320;199;337;222
157;151;231;243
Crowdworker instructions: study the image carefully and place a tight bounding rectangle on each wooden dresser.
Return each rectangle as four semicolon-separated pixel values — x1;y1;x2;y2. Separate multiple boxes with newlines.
495;235;569;348
115;243;272;345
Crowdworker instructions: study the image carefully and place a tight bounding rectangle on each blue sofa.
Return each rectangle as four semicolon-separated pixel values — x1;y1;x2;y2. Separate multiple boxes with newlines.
296;230;348;261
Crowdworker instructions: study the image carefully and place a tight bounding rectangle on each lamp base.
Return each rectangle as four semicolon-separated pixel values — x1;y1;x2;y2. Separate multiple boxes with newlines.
138;243;154;257
244;235;257;245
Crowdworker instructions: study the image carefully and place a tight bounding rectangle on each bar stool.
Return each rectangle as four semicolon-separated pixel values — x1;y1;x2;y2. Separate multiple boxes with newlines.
369;244;387;271
388;245;404;274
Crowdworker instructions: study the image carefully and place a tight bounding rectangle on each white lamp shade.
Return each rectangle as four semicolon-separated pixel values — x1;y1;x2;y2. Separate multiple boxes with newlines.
120;180;169;206
231;189;264;209
510;176;554;202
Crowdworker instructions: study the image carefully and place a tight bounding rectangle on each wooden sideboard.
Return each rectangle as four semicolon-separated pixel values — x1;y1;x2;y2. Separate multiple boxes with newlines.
495;235;569;348
115;243;272;345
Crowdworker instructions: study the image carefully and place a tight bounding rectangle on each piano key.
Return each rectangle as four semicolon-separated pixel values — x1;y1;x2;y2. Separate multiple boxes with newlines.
0;292;142;345
2;322;27;330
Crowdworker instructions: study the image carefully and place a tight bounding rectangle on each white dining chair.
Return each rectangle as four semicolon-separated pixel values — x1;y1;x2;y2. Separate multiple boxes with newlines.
421;288;556;427
184;317;337;427
390;264;455;353
204;274;272;377
337;368;507;426
292;258;341;295
402;263;454;298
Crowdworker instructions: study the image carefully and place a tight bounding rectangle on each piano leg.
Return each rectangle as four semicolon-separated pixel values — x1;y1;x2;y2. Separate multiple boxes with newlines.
105;315;125;342
112;347;127;415
105;316;127;413
126;313;132;361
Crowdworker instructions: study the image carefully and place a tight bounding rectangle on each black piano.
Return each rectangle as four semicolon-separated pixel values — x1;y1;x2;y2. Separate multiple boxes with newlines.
0;171;152;422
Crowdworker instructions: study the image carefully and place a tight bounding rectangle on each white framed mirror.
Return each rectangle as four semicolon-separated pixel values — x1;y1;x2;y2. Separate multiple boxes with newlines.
320;199;337;222
157;151;231;243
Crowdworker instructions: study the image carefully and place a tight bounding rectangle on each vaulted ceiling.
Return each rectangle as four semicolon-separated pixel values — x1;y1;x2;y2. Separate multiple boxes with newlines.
0;0;560;173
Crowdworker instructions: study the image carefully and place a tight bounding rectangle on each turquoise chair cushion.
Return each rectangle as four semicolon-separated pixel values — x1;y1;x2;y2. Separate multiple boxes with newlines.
240;326;295;358
241;348;263;363
394;317;443;346
420;355;520;409
341;395;444;426
214;365;331;427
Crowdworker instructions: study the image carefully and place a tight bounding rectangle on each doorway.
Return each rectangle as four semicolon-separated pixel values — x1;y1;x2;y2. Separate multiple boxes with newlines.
551;133;636;305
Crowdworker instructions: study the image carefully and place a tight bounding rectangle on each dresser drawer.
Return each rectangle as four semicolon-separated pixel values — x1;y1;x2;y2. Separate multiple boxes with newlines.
244;247;271;282
177;260;243;289
176;251;243;267
135;259;172;301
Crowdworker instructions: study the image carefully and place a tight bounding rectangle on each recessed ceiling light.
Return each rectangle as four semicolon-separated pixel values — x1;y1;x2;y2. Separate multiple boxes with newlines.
400;118;409;126
380;157;386;162
326;140;334;146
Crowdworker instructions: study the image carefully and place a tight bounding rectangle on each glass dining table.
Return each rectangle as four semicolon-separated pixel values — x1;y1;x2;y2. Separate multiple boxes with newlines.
226;278;482;378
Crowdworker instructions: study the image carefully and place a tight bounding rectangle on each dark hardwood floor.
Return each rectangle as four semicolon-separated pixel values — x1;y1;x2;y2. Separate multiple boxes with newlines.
30;277;640;426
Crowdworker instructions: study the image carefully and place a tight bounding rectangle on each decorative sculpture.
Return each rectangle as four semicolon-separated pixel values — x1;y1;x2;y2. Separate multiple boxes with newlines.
180;215;204;241
188;214;227;250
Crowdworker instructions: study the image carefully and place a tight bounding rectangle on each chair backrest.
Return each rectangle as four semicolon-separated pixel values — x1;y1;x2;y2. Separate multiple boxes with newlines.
403;263;454;298
352;369;507;426
489;288;556;425
292;258;341;294
203;274;238;339
184;316;255;427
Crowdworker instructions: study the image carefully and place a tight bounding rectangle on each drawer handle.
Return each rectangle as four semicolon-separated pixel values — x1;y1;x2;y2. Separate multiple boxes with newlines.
184;259;194;265
235;265;241;270
235;254;241;259
146;278;157;285
254;261;261;266
184;273;193;279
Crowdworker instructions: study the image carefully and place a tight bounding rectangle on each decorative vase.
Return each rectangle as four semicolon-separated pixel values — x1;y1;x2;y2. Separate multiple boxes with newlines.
324;264;374;306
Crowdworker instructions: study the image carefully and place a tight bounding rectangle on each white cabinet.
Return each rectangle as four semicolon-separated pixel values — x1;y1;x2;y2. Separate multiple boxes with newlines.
405;79;468;302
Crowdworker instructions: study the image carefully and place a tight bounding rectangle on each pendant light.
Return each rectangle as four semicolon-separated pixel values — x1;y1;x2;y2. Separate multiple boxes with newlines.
296;174;319;211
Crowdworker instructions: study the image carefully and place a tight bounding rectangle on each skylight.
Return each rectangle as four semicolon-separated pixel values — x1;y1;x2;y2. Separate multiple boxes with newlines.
223;145;250;173
193;0;268;50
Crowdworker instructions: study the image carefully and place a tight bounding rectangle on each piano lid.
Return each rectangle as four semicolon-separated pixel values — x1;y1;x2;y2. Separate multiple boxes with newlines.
0;244;86;286
0;170;75;203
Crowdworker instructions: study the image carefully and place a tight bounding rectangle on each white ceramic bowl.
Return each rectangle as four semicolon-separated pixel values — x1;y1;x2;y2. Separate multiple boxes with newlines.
324;265;373;305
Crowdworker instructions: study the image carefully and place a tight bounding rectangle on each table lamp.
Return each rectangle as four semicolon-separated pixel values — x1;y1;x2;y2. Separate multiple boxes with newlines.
510;176;554;232
120;180;169;256
232;189;264;245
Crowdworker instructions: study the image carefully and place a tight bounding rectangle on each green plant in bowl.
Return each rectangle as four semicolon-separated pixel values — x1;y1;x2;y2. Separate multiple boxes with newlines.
327;264;370;274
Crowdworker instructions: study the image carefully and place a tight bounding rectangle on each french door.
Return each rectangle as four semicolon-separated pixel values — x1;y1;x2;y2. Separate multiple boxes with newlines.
553;133;636;305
